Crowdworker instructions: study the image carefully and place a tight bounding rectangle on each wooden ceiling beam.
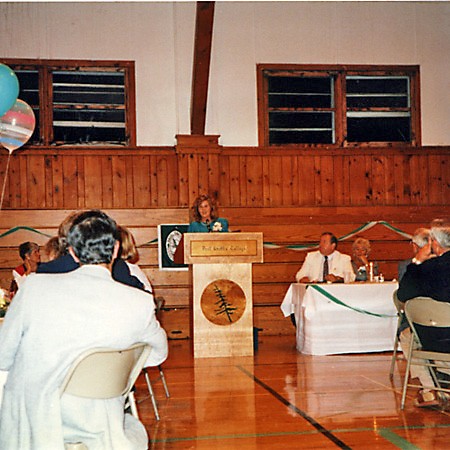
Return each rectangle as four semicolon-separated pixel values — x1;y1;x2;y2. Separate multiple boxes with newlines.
190;1;215;135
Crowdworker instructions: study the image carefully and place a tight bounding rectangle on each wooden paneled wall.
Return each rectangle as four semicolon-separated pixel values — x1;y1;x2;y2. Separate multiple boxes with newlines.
1;141;449;210
1;206;448;339
1;138;449;338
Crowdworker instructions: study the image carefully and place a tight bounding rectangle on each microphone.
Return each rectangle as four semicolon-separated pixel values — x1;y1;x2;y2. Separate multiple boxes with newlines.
205;219;211;232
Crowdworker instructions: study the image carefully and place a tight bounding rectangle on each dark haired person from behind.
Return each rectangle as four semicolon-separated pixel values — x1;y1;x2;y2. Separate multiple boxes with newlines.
38;210;146;291
187;194;229;233
0;209;168;449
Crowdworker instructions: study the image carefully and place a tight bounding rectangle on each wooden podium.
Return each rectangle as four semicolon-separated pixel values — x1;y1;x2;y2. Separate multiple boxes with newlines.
182;232;263;358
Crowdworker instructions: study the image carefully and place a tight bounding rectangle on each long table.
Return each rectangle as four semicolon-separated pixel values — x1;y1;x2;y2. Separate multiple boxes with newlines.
280;282;398;355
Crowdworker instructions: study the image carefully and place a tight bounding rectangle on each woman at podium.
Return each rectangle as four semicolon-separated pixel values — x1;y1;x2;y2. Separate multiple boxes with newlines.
188;194;229;233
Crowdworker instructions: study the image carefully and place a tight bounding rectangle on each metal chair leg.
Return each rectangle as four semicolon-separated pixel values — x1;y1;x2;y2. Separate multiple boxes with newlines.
159;365;170;398
401;333;415;409
389;331;400;379
144;368;160;420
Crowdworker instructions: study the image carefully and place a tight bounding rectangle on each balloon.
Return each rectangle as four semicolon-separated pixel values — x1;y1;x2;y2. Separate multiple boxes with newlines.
0;99;35;153
0;64;20;117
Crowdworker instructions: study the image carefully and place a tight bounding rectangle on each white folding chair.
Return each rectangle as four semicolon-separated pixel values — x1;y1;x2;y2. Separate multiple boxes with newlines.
60;343;151;450
400;297;450;409
389;289;405;378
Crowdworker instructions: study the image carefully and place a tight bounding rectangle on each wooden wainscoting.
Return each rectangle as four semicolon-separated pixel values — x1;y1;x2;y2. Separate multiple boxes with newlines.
0;145;449;210
1;205;448;338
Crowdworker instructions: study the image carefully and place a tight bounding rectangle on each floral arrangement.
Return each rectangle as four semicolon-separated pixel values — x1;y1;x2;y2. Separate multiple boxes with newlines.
212;222;222;232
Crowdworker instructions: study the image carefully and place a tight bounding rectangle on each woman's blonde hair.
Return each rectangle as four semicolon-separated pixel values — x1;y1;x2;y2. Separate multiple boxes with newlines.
44;236;61;261
119;226;139;263
352;237;371;254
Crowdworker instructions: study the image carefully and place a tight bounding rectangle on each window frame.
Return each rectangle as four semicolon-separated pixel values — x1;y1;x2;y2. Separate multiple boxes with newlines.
2;58;136;147
257;64;421;148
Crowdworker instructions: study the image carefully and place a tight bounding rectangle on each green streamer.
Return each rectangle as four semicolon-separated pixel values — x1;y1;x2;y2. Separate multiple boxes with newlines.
263;220;412;250
309;284;396;318
0;226;52;240
1;221;412;251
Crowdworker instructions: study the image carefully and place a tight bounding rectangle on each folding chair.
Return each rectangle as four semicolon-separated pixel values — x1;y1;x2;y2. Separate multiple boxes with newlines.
142;296;170;421
400;297;450;409
389;289;405;378
60;343;151;449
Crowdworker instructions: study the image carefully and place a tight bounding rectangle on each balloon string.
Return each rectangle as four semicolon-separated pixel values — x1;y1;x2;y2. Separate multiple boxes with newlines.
0;152;12;211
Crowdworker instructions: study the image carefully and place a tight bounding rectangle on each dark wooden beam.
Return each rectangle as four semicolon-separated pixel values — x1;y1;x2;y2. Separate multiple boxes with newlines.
190;1;215;135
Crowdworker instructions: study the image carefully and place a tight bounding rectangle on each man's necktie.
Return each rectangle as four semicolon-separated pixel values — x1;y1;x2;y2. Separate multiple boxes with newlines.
323;255;329;281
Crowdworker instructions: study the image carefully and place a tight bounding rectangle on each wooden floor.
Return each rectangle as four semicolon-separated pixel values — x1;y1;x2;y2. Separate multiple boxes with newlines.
135;335;450;449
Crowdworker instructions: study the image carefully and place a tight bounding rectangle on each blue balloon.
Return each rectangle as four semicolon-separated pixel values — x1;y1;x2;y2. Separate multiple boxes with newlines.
0;64;20;117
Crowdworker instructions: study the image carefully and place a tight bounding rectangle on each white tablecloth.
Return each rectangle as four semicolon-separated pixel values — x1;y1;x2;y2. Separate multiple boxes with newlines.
281;282;398;355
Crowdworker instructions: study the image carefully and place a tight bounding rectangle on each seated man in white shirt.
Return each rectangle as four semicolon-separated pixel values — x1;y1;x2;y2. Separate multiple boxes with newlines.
296;232;355;283
0;209;168;450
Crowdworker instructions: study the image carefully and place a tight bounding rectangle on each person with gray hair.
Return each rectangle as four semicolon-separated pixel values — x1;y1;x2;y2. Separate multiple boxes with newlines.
397;221;450;407
397;228;431;282
398;222;450;303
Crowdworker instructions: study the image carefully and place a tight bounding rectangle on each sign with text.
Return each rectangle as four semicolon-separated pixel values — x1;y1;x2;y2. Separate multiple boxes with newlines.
183;232;263;265
190;240;258;257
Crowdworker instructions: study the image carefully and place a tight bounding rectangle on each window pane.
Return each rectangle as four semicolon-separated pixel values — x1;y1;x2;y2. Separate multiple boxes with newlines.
270;129;333;144
269;111;334;144
53;108;125;144
53;71;125;105
53;125;125;143
268;76;333;108
52;70;126;144
347;116;411;142
14;69;40;144
346;76;409;108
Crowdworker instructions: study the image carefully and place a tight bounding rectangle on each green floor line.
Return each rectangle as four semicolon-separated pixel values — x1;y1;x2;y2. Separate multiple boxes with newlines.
149;423;450;445
378;428;421;450
149;428;351;444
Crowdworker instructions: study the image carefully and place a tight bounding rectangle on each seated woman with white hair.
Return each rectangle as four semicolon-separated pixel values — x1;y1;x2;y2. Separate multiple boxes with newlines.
351;237;379;281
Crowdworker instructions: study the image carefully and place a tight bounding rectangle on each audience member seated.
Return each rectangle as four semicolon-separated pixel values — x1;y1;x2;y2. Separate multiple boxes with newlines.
119;226;154;295
0;209;168;449
187;194;228;233
397;222;450;408
43;236;61;262
11;242;41;294
37;211;81;274
37;211;146;291
395;227;435;405
398;228;431;282
295;232;355;284
351;237;379;281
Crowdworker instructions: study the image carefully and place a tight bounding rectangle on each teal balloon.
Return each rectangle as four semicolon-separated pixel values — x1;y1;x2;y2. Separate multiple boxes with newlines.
0;64;20;117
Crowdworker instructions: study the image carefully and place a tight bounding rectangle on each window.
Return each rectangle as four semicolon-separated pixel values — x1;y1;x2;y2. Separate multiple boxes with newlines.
3;59;136;146
257;65;420;147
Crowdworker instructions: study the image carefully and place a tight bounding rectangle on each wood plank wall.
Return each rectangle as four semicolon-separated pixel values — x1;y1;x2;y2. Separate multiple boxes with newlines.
1;138;449;338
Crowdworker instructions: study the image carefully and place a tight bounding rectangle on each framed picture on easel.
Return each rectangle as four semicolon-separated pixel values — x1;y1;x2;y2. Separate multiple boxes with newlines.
158;224;189;270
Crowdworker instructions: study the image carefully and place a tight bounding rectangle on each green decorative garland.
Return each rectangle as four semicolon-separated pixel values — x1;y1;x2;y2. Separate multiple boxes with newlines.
0;220;411;250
